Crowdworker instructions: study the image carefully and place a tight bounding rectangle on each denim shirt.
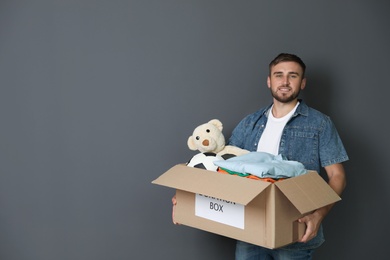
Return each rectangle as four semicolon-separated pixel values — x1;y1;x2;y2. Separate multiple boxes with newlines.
228;100;349;249
229;100;348;172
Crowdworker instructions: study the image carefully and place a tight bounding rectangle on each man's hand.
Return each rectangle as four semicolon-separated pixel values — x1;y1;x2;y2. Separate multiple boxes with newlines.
172;195;179;225
299;163;346;243
298;210;324;243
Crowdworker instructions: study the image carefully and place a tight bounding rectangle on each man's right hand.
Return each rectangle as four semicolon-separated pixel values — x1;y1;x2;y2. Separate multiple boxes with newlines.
172;195;179;225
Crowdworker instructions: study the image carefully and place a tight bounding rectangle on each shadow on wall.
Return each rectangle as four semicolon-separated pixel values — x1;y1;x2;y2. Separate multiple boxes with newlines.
314;125;389;259
302;67;388;259
300;64;333;115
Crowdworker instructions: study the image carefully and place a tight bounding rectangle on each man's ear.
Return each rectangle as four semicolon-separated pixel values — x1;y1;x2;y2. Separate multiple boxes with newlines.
267;76;271;89
300;78;307;90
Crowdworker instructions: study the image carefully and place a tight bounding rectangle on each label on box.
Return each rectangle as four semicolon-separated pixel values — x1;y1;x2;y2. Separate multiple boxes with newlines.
195;193;245;229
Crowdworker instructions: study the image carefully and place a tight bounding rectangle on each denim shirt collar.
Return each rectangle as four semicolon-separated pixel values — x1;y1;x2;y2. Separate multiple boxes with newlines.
263;99;309;118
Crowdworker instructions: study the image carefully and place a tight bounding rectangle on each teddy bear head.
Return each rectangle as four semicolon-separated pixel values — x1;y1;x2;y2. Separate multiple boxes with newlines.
187;119;226;154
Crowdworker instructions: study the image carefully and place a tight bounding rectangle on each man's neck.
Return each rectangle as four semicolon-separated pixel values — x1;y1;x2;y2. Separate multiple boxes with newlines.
271;99;299;118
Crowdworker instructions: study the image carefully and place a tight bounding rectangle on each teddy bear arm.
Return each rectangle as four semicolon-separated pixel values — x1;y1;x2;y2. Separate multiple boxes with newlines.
218;145;249;157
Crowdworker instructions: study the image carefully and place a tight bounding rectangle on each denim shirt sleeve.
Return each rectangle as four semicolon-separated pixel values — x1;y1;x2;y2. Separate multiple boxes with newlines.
319;115;349;167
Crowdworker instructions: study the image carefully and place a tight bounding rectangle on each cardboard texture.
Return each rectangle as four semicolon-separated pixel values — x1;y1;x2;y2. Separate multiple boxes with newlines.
152;164;341;249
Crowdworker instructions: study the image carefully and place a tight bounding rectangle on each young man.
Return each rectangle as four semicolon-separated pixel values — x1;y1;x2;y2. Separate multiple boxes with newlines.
229;53;348;259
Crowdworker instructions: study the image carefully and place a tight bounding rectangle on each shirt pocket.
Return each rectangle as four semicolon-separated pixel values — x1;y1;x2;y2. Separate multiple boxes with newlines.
285;131;319;167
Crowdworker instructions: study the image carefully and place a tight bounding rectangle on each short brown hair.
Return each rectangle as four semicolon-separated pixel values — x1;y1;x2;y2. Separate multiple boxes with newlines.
269;53;306;77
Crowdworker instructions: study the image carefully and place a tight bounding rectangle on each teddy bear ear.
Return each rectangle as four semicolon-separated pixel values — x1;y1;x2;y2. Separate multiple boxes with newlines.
208;119;223;131
187;136;198;150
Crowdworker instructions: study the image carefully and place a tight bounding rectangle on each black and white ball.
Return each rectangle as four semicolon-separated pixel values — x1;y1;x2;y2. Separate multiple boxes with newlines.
186;152;223;171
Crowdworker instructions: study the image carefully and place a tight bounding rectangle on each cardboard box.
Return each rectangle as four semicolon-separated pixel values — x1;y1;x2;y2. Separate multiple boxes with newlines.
152;164;341;249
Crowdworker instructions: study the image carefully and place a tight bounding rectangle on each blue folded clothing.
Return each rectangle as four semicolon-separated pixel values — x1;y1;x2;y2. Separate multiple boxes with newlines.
214;152;307;179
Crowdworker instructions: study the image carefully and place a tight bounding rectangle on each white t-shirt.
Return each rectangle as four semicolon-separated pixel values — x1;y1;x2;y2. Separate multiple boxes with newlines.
257;102;299;155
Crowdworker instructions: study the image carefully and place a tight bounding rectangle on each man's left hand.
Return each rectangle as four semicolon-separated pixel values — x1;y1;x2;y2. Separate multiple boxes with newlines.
298;210;324;243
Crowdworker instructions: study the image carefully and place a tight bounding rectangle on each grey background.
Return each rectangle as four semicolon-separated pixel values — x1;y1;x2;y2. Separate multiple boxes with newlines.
0;1;388;259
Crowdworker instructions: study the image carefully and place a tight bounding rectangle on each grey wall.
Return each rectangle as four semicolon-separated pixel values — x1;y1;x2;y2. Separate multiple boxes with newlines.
0;1;388;259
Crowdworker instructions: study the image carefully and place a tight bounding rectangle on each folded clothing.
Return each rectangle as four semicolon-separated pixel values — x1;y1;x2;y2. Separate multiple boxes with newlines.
214;152;307;179
217;167;285;183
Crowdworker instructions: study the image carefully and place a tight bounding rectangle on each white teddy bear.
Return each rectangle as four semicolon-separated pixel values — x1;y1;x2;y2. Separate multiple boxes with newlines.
187;119;249;159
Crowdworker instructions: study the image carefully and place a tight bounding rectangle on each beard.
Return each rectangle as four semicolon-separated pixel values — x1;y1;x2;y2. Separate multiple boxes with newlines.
270;86;301;103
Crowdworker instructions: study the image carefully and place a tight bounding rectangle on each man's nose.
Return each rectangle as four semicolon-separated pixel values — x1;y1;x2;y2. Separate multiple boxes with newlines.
283;76;290;85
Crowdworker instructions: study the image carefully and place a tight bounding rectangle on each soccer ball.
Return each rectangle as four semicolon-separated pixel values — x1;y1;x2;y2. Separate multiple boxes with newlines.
186;152;223;171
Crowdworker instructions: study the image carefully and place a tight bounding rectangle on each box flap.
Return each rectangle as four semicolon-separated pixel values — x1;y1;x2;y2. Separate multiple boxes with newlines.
152;164;270;205
275;171;341;214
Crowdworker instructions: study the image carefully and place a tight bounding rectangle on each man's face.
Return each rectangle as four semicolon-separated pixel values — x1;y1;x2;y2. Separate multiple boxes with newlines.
267;61;306;103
